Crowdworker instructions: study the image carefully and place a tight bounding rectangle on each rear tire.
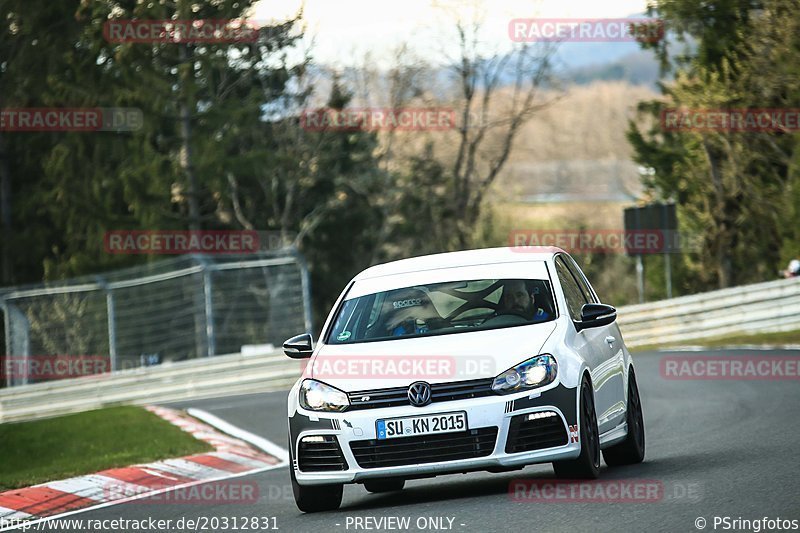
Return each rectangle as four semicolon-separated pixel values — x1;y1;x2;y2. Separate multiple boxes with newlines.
553;378;600;479
364;478;405;493
289;439;343;512
603;369;645;466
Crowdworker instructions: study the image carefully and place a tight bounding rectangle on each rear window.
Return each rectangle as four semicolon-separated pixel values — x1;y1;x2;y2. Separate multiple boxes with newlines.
327;278;556;344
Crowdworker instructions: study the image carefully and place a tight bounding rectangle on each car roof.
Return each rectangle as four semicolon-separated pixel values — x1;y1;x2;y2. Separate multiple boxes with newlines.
354;246;565;281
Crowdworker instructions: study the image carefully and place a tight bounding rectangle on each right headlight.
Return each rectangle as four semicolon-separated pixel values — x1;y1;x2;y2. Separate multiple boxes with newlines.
492;354;558;394
299;379;350;412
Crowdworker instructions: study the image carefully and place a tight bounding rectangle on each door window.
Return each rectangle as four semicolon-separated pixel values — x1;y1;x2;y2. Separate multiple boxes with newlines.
555;256;588;320
565;256;599;304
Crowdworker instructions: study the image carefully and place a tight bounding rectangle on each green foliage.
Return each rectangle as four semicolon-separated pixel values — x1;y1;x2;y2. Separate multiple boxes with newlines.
0;0;306;283
381;143;461;258
0;2;395;324
628;0;800;289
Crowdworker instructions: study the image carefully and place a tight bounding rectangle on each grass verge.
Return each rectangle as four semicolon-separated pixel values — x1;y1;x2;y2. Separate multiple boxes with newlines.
631;329;800;352
0;406;212;491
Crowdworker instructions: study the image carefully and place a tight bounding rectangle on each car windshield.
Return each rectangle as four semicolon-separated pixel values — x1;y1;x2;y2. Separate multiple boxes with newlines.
327;278;556;344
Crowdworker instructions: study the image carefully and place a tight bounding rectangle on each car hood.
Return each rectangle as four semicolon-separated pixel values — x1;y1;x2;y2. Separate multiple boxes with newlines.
306;321;557;392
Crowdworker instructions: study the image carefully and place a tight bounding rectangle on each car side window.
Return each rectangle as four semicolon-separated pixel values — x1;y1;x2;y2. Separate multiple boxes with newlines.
555;256;588;320
565;257;598;304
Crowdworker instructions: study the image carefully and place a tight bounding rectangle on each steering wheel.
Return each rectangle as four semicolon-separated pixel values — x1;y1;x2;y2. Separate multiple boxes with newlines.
481;312;528;327
491;307;531;320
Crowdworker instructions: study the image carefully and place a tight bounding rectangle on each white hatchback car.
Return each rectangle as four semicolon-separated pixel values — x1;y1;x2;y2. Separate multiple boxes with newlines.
284;247;645;512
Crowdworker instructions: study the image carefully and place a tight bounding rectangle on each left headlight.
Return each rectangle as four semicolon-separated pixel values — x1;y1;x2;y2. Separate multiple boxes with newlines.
492;355;558;394
299;379;350;412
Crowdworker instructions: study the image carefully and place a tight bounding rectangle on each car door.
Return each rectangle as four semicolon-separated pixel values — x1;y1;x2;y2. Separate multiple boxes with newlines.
564;255;627;433
553;256;607;427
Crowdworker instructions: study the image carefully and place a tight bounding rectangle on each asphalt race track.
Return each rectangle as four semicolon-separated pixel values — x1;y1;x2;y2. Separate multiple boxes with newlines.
44;349;800;533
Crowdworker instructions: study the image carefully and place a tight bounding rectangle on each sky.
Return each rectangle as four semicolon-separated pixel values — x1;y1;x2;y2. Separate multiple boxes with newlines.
251;0;651;67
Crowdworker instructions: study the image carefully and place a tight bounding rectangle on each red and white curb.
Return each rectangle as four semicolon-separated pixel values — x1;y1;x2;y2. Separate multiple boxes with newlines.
0;406;287;527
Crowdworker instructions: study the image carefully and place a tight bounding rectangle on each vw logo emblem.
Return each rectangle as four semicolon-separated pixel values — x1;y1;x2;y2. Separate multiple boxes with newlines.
407;381;432;407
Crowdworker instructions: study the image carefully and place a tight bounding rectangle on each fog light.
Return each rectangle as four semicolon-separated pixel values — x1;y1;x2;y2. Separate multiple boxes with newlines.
526;411;558;421
301;435;327;443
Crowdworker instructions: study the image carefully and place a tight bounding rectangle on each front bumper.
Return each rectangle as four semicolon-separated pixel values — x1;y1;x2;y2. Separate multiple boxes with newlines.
289;382;579;485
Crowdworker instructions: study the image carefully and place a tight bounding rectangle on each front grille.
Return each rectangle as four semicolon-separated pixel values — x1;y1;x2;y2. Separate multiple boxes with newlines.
350;427;498;469
297;435;348;472
505;413;568;453
347;378;495;411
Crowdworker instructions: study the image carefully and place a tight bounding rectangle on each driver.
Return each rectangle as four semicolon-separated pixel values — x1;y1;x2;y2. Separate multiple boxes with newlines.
498;280;550;321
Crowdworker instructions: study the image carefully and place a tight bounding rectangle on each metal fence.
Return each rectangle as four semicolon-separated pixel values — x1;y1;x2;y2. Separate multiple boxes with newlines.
0;249;312;387
617;275;800;347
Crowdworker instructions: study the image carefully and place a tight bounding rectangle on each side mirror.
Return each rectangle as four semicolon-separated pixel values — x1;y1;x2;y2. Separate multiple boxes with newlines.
283;333;314;359
575;303;617;331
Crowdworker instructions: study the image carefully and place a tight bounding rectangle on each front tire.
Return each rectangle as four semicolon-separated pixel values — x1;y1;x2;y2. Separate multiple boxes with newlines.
364;478;405;493
553;378;600;479
603;368;645;466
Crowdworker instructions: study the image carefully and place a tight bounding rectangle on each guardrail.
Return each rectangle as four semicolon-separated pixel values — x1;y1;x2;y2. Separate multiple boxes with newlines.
618;276;800;347
2;276;798;422
0;351;299;423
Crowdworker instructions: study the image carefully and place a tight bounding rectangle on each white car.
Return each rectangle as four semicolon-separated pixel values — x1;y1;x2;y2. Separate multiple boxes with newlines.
284;247;645;512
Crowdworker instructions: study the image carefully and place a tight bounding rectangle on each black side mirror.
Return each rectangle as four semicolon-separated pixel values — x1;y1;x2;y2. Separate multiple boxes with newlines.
283;333;314;359
575;303;617;331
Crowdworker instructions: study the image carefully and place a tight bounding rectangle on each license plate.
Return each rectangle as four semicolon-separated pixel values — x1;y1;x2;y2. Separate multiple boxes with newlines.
376;412;468;440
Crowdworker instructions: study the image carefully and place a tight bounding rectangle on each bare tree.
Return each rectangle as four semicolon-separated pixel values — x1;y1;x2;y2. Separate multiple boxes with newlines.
342;12;560;258
445;19;559;247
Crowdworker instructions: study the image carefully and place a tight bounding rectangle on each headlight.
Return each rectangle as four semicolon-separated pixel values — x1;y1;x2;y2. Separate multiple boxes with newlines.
299;379;350;412
492;355;558;394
